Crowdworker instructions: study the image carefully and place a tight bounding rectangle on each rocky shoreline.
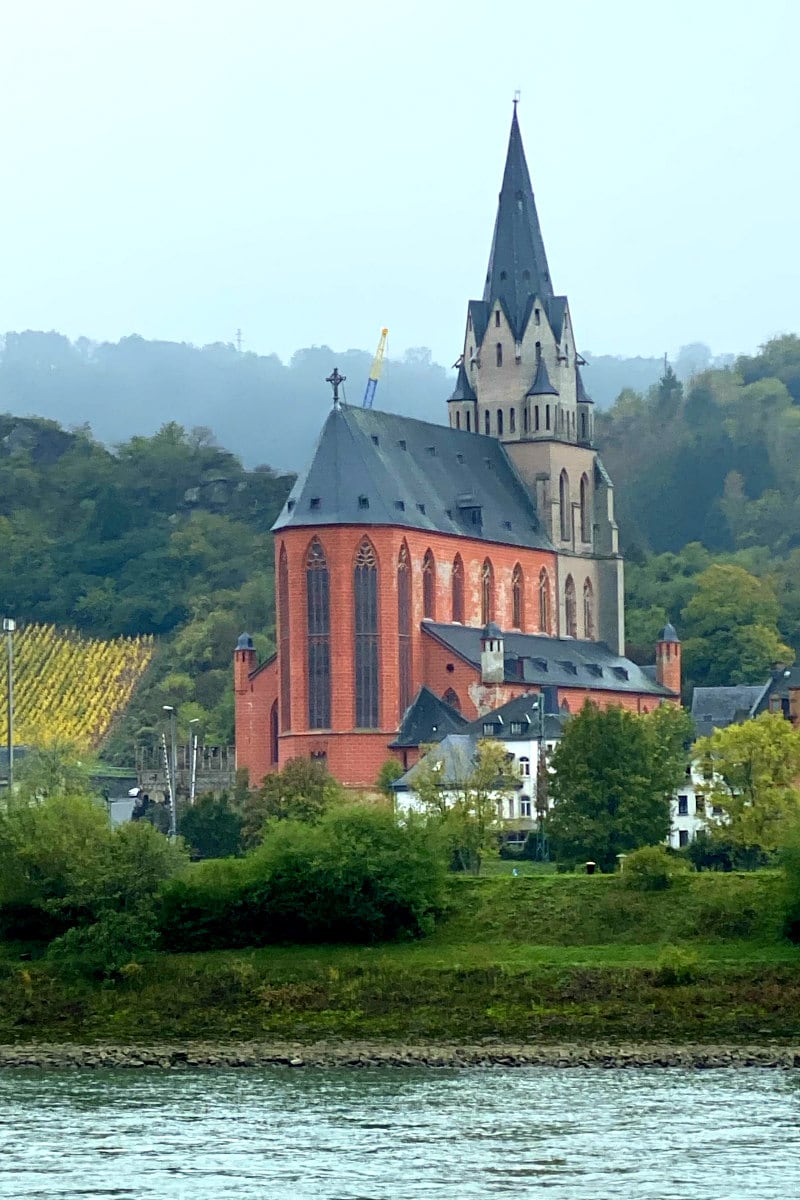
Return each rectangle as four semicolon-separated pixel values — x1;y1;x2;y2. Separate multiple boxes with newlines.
0;1040;798;1069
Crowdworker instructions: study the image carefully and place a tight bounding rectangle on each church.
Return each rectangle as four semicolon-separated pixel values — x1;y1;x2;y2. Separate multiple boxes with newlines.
234;107;681;789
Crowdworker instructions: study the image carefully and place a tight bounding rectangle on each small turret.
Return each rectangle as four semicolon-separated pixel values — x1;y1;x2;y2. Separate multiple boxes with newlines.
481;621;505;684
234;632;256;695
656;623;681;695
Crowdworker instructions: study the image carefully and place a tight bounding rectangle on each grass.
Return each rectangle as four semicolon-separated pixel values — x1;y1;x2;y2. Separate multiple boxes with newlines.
0;872;797;1047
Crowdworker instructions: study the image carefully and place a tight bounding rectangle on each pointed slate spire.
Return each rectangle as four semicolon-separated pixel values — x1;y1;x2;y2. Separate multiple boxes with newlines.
576;365;594;404
526;358;558;397
447;361;477;403
483;106;553;339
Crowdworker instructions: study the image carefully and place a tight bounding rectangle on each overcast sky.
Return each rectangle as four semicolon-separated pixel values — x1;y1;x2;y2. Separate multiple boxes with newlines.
1;0;798;367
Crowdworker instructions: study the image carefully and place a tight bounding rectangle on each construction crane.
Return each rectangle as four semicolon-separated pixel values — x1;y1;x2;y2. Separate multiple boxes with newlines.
362;328;389;408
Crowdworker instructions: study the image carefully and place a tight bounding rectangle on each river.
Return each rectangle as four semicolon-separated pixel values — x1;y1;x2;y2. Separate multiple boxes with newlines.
0;1066;797;1198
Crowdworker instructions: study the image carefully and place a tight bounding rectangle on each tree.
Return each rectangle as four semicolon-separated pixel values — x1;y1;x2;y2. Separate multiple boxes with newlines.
412;739;514;875
239;757;345;848
548;703;692;872
694;712;800;853
179;793;244;859
681;564;793;687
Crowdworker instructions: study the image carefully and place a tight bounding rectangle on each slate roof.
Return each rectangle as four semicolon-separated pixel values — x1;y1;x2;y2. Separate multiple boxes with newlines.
690;685;766;738
272;404;553;551
393;734;479;792
482;107;554;340
576;366;593;405
447;362;477;403
526;358;559;397
389;686;469;749
422;622;675;698
466;692;567;742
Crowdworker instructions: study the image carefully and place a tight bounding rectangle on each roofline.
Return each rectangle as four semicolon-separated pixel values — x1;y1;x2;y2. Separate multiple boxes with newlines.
249;651;277;680
272;519;555;555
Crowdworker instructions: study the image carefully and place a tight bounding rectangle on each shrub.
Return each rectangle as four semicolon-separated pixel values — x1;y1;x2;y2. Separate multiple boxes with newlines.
47;911;158;979
179;793;244;859
654;945;700;986
619;845;690;891
160;804;447;951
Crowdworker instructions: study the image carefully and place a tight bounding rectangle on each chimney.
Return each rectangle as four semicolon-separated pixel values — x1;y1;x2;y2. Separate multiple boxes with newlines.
234;632;256;694
655;623;681;695
481;622;505;684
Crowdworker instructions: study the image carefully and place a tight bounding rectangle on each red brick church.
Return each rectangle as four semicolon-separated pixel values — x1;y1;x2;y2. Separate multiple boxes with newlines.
234;107;681;788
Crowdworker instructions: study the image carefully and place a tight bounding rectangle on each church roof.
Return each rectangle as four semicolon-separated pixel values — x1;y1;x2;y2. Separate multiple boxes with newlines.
526;358;559;397
483;106;554;340
576;365;594;405
447;362;477;403
272;403;552;551
389;685;468;749
422;622;675;697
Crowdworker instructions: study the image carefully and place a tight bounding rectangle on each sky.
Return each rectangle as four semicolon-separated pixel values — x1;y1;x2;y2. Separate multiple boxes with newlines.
1;0;799;368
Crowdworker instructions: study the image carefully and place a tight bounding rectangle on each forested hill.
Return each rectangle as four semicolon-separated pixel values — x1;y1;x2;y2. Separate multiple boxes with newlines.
596;335;800;692
0;331;728;472
0;417;293;751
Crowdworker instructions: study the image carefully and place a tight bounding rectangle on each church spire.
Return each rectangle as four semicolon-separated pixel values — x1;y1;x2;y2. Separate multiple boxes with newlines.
483;106;553;339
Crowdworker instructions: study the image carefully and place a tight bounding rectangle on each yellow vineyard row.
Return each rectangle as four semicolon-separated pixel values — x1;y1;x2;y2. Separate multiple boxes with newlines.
0;624;154;749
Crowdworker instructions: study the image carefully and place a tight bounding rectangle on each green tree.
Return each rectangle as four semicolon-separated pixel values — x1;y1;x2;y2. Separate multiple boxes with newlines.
681;563;793;686
695;712;800;853
179;792;244;859
548;703;692;872
412;739;513;875
239;757;345;848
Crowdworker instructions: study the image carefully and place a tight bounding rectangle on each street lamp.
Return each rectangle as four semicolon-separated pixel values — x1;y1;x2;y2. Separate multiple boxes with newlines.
3;619;15;788
188;718;200;807
162;705;178;838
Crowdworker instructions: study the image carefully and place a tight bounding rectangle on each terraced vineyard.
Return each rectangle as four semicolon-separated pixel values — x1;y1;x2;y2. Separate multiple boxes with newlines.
0;624;154;749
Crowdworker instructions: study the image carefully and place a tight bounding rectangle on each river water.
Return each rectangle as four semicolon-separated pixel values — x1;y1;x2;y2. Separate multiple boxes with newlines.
0;1066;798;1198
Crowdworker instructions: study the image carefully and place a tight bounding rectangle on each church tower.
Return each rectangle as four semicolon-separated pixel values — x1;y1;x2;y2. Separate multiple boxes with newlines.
447;105;625;653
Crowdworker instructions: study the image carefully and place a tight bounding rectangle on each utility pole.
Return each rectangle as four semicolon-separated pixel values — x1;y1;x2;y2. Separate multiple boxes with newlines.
162;705;178;838
3;619;15;788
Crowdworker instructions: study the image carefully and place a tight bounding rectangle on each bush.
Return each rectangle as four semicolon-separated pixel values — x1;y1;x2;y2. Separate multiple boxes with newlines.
619;845;690;891
654;945;700;986
179;793;244;859
47;911;158;979
160;804;447;951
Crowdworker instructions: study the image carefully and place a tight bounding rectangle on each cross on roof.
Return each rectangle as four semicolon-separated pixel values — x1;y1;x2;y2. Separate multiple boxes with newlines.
326;367;346;407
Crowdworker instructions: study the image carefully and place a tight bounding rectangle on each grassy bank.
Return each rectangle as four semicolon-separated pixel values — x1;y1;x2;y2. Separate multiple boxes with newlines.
0;873;797;1047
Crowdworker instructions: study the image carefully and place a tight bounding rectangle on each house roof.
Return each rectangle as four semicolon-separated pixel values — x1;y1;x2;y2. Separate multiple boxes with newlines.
393;734;479;791
482;107;554;340
389;685;468;749
272;403;553;551
690;685;766;738
422;622;675;698
751;667;800;715
466;692;567;742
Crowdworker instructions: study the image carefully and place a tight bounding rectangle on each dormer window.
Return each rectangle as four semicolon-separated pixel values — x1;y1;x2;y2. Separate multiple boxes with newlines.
358;495;369;510
310;497;321;510
483;722;495;736
500;270;507;281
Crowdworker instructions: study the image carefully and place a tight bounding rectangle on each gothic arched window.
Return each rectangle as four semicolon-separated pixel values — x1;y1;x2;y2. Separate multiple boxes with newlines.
509;407;516;434
466;411;471;433
565;575;577;638
580;473;591;543
278;543;291;731
270;700;279;764
354;539;380;727
422;548;436;619
306;538;331;729
539;567;551;634
481;559;494;625
497;408;504;436
512;563;524;629
559;470;570;541
524;405;530;433
484;410;490;435
455;411;461;430
496;342;503;367
584;578;595;640
443;687;461;713
398;543;412;717
452;554;464;623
